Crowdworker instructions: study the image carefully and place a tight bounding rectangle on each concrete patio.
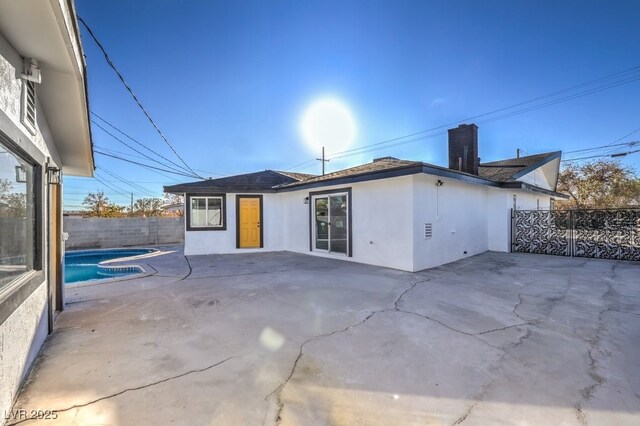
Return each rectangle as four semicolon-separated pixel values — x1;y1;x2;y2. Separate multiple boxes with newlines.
8;247;640;425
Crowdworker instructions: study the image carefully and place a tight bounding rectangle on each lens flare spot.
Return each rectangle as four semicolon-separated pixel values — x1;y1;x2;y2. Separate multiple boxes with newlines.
260;327;285;351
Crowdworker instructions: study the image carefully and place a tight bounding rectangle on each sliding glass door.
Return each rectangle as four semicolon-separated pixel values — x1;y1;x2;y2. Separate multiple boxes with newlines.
313;193;348;255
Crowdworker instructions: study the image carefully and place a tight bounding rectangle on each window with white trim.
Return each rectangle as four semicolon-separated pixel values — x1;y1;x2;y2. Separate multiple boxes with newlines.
21;80;37;134
189;196;225;229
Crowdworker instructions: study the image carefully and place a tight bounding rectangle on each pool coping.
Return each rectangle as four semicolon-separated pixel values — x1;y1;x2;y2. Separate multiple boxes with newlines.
65;248;163;288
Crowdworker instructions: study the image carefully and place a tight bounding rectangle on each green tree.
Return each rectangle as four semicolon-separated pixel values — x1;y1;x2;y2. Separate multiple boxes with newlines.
82;191;125;217
557;160;640;209
0;178;26;217
133;197;164;217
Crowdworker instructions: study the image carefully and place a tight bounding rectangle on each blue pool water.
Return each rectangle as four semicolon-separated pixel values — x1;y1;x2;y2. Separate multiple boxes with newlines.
64;249;153;284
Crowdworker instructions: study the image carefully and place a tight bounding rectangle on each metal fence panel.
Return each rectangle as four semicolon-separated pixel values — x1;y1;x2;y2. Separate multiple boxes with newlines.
573;209;640;261
512;210;571;256
512;208;640;261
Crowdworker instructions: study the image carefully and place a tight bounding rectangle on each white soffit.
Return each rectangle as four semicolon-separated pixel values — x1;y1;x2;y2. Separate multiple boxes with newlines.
0;0;93;176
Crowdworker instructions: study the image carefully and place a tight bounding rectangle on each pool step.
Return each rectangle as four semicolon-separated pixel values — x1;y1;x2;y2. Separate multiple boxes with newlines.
97;264;144;276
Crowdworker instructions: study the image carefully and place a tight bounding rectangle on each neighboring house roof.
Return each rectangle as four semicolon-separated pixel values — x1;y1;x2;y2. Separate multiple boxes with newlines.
164;170;314;194
478;152;561;182
161;203;184;211
0;0;93;176
164;152;568;199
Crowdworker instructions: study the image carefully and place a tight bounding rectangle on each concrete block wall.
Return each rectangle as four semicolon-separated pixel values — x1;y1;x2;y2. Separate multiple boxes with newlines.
64;217;184;249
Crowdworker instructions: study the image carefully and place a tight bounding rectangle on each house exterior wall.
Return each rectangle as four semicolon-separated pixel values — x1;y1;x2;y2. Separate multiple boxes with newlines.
290;176;414;271
183;176;415;271
0;30;60;419
181;174;556;273
412;174;489;271
185;193;283;255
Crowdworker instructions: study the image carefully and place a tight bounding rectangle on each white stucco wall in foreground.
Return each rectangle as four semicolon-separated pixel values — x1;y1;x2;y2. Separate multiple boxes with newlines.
0;283;48;416
0;28;60;420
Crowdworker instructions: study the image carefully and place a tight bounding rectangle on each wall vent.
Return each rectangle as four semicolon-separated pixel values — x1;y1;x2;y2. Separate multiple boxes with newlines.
424;223;433;239
21;80;37;134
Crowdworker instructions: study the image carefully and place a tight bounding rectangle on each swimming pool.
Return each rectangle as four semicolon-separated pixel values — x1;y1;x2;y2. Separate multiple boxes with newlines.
64;248;155;284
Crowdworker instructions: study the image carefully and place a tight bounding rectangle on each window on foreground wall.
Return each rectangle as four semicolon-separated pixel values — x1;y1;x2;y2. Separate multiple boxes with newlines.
0;142;36;288
189;196;224;229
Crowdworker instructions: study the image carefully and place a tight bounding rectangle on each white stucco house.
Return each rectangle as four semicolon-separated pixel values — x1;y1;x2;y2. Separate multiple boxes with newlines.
165;124;567;272
0;0;93;418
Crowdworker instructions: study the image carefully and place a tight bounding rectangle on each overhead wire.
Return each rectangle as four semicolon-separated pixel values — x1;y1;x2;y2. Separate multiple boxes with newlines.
98;168;159;197
93;175;131;199
94;171;140;197
286;64;640;170
91;112;193;173
91;120;198;177
77;16;203;179
94;150;203;178
326;71;640;162
562;148;640;163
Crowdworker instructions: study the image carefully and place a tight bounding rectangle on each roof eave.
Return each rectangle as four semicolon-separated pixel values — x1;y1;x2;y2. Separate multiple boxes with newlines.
163;186;278;194
0;1;94;176
501;181;570;199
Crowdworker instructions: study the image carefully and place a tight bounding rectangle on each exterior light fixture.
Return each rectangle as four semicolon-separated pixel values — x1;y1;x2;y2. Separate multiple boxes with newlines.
15;165;27;182
46;166;61;184
303;196;309;204
436;180;444;186
21;58;42;84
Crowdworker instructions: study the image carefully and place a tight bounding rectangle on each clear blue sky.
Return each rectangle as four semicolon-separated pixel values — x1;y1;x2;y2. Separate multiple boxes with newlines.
65;0;640;209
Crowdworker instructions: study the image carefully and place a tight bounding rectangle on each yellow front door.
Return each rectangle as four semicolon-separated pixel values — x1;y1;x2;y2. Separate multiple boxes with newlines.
238;197;261;248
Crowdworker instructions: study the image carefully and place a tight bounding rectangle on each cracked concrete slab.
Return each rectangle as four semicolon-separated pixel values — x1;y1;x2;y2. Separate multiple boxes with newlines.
7;247;640;425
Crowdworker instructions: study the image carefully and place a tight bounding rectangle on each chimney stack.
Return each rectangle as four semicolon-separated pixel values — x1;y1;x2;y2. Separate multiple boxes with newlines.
448;124;479;175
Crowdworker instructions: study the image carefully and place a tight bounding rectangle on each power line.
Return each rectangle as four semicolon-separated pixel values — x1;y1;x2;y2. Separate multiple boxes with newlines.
94;170;138;196
473;74;640;126
326;69;640;162
77;16;203;179
98;168;159;197
93;175;131;199
286;64;640;170
91;112;193;173
92;145;183;182
91;119;198;177
562;148;640;162
564;126;640;155
564;140;639;155
94;150;202;178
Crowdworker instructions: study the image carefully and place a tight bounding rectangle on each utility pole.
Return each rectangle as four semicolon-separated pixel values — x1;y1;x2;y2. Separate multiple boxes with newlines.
316;146;330;176
130;193;134;217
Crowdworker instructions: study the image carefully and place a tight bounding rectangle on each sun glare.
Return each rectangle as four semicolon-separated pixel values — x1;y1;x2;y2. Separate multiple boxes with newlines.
300;97;357;154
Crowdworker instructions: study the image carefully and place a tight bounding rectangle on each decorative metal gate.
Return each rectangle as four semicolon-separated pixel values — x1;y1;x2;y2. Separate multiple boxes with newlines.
511;208;640;261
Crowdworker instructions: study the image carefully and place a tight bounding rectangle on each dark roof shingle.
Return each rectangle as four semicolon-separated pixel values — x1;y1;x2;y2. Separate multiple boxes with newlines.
277;158;421;188
164;170;314;193
478;151;560;182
